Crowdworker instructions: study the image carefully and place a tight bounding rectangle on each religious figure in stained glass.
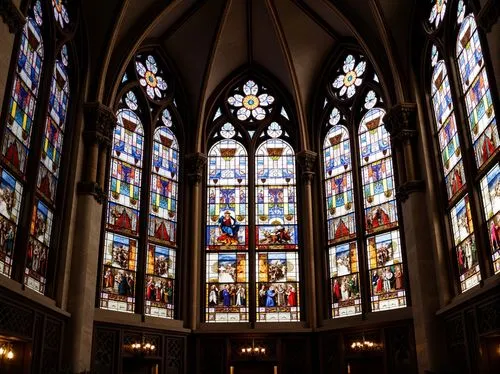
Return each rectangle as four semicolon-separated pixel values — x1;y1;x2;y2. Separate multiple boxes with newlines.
455;6;498;171
431;55;467;201
101;94;144;313
205;78;299;323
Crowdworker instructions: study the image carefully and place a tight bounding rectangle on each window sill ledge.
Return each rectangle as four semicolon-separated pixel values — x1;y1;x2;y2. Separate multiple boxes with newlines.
0;276;70;317
93;308;191;334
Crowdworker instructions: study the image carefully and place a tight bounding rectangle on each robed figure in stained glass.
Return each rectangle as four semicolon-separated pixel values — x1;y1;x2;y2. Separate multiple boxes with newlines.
217;210;240;245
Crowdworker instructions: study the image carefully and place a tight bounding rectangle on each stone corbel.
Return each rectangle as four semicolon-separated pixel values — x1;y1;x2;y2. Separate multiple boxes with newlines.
396;180;425;203
384;103;418;147
0;0;26;34
82;102;116;147
477;0;500;33
185;152;207;185
76;181;106;204
385;103;425;200
296;150;317;185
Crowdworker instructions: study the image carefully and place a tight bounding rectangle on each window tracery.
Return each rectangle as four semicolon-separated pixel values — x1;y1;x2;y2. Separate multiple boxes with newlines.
100;51;182;319
205;75;300;323
321;50;407;318
424;0;499;291
0;0;78;295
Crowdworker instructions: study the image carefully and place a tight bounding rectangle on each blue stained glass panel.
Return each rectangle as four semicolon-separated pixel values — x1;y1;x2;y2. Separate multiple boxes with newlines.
457;15;483;92
431;62;466;200
109;159;141;210
113;109;144;168
149;127;179;248
2;17;44;175
431;61;454;129
0;168;23;278
256;139;295;185
323;125;357;244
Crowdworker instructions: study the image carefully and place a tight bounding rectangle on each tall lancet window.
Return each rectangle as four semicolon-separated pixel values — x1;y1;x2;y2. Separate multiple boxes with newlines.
100;52;182;319
321;52;407;318
424;0;499;293
0;0;78;296
205;77;301;323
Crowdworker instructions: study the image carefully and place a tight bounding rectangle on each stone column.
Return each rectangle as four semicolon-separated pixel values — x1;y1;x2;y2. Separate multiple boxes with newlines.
385;104;448;374
296;150;318;328
68;103;115;372
184;152;207;329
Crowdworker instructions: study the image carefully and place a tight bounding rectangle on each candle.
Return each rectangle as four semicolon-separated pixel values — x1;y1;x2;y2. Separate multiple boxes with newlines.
274;366;278;374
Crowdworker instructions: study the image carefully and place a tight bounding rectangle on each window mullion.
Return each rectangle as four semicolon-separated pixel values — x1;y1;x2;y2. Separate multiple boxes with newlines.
350;118;371;314
135;121;153;315
248;142;256;326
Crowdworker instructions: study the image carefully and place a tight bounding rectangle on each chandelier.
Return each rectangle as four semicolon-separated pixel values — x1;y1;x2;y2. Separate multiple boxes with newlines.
349;336;382;352
240;340;266;356
0;342;15;361
126;339;157;355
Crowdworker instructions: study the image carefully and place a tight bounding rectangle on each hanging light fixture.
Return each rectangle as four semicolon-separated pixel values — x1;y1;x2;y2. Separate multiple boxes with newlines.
349;335;382;352
126;338;157;355
0;342;15;360
240;340;266;356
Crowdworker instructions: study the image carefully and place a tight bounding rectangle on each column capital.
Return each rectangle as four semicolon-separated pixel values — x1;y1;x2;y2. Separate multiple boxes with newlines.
83;102;116;147
296;150;317;185
185;152;207;185
477;0;500;33
384;103;418;145
396;180;425;203
0;0;26;34
76;181;106;205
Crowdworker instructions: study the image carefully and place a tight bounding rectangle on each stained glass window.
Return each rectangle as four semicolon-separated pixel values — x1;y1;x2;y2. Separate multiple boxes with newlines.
456;13;498;170
332;55;366;99
205;138;249;322
145;124;179;318
424;0;500;292
0;168;22;278
431;58;466;201
480;165;499;273
227;80;274;122
0;2;44;280
359;108;405;311
3;3;44;176
428;0;447;28
323;110;360;318
323;57;407;317
24;44;71;293
135;55;168;100
101;104;144;312
205;77;299;323
256;138;300;322
52;0;70;28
